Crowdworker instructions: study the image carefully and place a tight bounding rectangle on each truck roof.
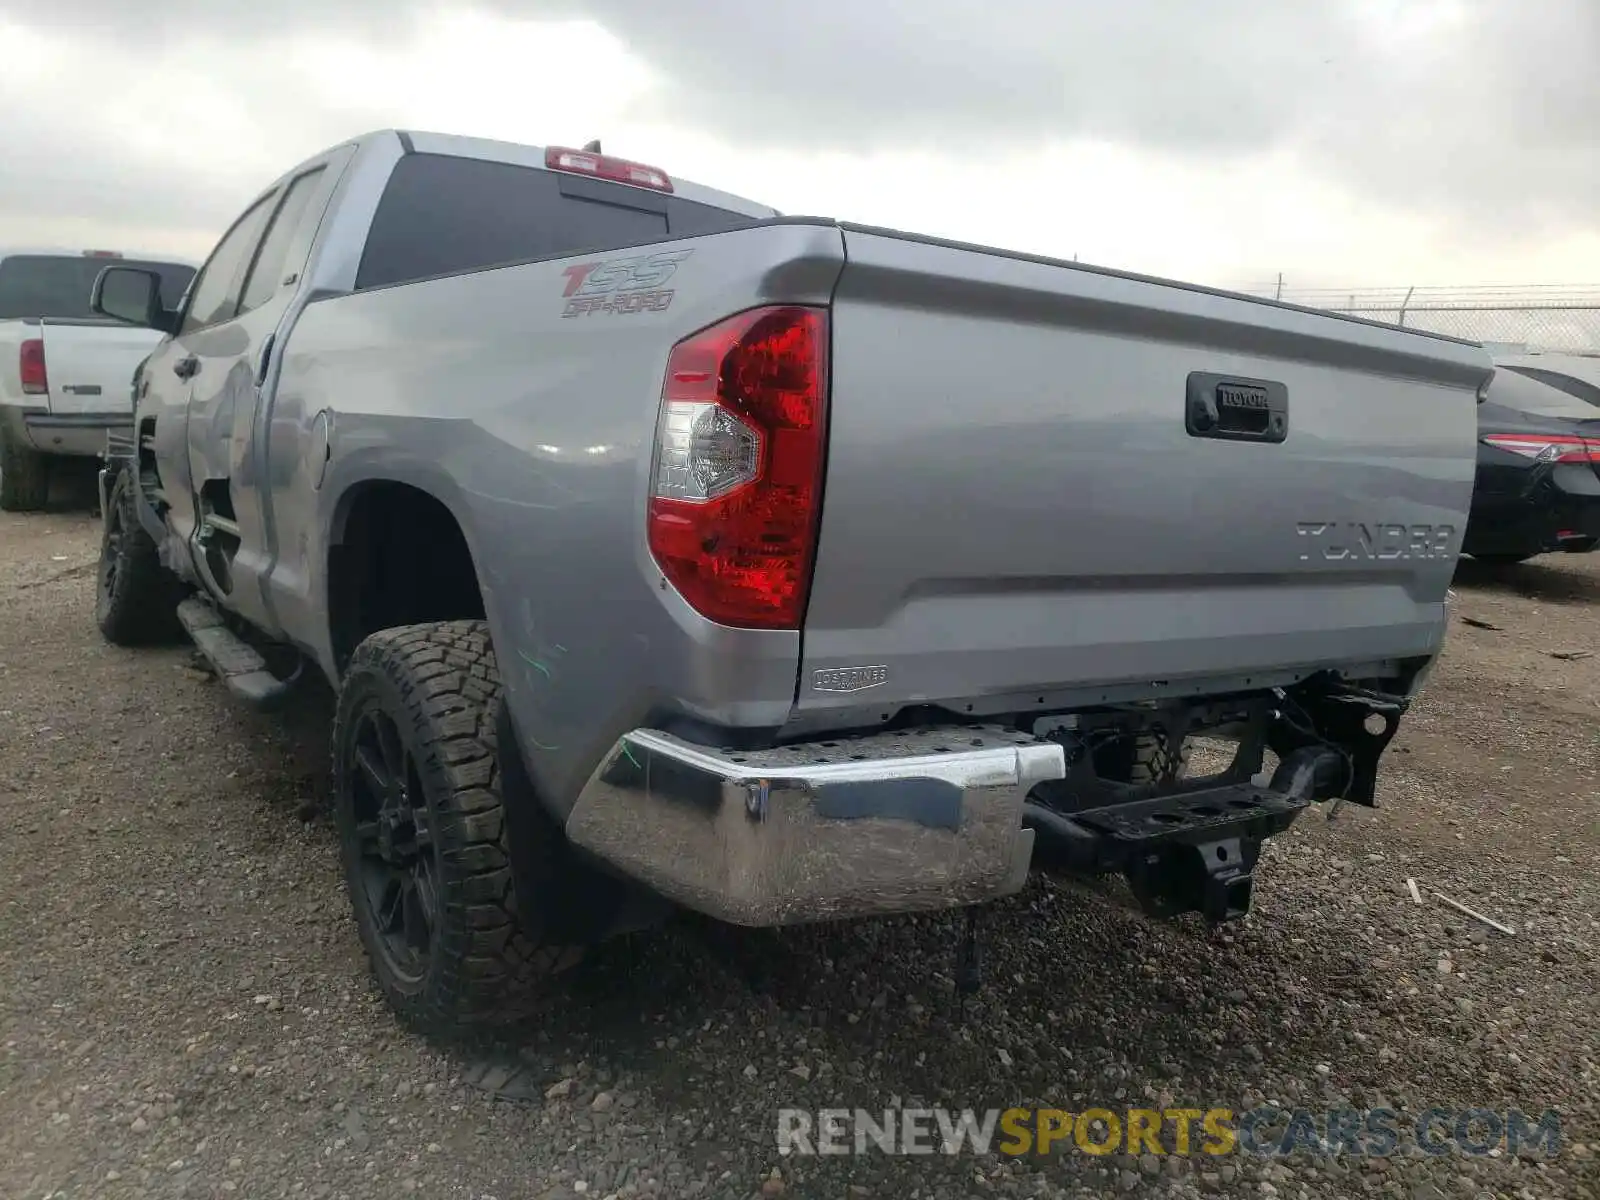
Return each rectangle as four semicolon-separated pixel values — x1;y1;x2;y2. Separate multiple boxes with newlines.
0;248;198;267
286;129;781;224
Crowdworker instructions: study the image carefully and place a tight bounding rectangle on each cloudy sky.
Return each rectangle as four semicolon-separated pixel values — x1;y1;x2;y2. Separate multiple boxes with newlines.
1;0;1595;291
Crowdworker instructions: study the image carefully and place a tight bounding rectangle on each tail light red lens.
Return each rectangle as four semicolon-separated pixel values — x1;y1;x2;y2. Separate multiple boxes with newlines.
1482;433;1600;463
648;306;829;629
19;338;47;395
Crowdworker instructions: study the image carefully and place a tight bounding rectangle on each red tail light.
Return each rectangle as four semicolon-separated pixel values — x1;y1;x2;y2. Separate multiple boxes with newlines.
647;306;829;629
1482;433;1600;463
545;146;673;193
19;338;47;395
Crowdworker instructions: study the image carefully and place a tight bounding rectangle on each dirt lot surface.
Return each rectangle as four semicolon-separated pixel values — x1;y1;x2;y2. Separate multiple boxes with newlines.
1;510;1596;1200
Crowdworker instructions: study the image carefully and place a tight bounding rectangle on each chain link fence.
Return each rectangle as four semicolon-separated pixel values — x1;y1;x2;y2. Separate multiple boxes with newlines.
1231;283;1600;355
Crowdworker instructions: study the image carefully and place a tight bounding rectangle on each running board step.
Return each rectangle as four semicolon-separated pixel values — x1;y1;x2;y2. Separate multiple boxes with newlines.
1025;781;1311;923
176;597;297;709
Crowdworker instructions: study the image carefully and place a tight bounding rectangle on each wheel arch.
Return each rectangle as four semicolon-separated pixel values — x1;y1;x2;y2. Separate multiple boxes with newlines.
323;470;500;676
316;459;600;897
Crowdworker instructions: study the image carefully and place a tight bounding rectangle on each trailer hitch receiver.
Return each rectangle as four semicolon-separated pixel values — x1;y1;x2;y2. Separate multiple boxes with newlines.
1124;834;1262;922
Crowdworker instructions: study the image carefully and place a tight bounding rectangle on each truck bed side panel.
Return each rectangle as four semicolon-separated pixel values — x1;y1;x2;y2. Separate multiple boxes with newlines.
795;230;1489;724
267;222;847;811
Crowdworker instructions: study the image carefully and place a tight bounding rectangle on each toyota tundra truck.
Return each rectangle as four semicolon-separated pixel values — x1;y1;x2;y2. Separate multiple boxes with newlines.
0;249;196;510
87;130;1492;1032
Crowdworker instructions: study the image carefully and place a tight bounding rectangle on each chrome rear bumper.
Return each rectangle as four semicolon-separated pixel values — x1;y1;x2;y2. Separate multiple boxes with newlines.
564;725;1065;926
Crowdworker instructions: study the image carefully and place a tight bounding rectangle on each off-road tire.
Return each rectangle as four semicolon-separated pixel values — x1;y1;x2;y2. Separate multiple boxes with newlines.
332;620;581;1034
1126;731;1189;784
1096;729;1189;785
0;420;50;512
95;469;185;645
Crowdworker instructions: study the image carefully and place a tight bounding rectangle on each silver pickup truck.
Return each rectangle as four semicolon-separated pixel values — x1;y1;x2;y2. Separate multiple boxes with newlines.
89;129;1493;1032
0;249;195;510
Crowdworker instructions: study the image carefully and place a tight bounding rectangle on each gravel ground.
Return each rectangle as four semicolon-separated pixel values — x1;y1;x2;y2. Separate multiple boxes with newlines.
1;509;1596;1200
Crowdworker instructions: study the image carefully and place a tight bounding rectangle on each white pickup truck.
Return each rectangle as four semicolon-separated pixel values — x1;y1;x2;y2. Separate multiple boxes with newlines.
0;249;196;511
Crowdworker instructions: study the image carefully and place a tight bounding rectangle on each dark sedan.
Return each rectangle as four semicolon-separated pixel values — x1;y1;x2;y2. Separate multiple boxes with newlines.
1465;363;1600;564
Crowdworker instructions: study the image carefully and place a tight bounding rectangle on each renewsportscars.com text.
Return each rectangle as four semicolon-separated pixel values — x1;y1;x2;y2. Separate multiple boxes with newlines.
776;1106;1564;1159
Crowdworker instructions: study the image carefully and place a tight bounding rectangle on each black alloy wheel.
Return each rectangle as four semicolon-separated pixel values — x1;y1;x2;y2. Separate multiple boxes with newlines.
345;700;440;985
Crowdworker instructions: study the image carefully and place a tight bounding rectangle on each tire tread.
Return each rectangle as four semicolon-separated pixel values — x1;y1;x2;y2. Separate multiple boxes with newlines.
1121;730;1189;785
333;619;577;1032
96;471;185;645
0;421;50;512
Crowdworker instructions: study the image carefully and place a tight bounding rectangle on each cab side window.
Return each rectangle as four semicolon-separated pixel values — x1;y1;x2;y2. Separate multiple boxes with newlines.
238;167;329;316
181;194;277;334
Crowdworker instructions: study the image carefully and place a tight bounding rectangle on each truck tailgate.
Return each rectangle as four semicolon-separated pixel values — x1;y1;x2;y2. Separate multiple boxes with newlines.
38;321;165;415
796;228;1491;720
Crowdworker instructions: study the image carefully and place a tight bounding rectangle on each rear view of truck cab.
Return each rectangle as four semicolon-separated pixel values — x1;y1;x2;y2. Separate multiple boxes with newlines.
0;249;195;511
563;226;1492;935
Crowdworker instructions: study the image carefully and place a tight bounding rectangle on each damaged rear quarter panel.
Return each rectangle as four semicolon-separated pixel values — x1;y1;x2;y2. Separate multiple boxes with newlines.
270;221;848;814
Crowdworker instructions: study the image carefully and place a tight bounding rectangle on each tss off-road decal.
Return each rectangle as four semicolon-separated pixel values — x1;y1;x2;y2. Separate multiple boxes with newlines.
561;249;693;318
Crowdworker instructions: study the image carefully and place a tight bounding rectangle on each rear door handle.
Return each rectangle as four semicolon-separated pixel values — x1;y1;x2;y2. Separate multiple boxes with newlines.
173;356;199;380
254;335;275;388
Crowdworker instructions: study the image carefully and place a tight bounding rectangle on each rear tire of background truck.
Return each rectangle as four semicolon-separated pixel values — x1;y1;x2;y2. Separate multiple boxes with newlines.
332;620;582;1034
0;421;50;512
1468;552;1533;566
96;470;185;645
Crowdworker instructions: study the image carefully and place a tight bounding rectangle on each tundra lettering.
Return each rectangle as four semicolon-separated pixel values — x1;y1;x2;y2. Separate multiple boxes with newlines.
1297;522;1457;561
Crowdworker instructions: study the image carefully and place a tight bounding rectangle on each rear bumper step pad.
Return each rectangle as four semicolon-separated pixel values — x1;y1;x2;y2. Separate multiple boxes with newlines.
1025;781;1311;922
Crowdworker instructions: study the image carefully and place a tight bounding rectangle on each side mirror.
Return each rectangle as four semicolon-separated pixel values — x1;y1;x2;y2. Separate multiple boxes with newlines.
91;266;174;333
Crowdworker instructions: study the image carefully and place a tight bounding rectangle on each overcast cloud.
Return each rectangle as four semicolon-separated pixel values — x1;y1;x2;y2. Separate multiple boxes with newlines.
1;0;1595;286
